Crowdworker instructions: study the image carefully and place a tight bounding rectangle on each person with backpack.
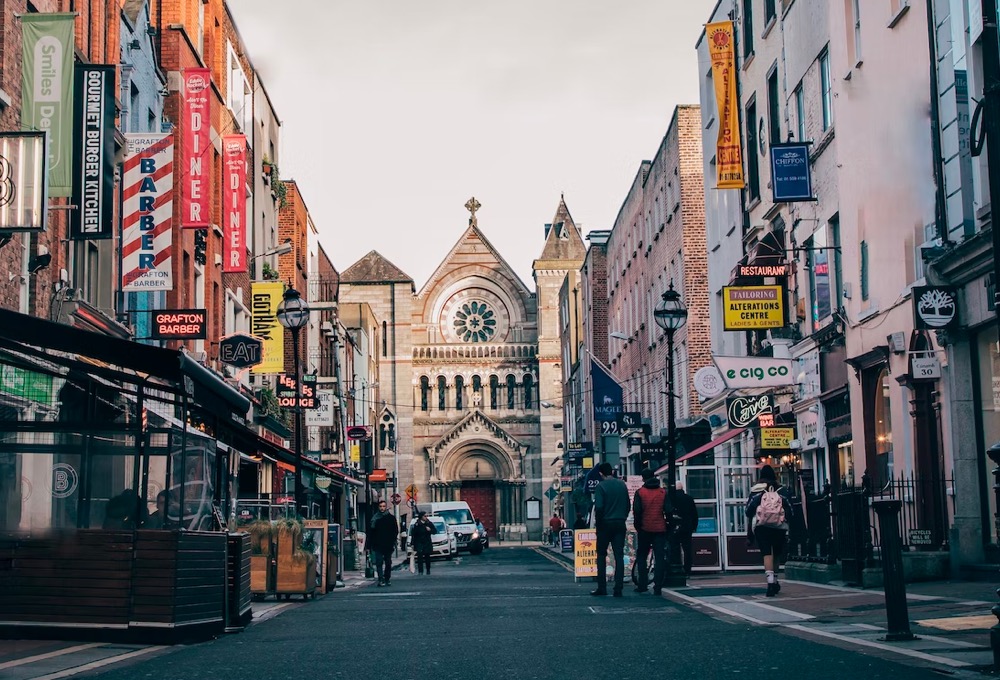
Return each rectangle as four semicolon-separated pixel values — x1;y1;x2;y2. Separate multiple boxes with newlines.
632;468;673;595
745;465;793;597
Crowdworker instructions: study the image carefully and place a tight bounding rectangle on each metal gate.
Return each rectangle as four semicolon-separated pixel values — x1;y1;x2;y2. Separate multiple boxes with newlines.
679;464;760;571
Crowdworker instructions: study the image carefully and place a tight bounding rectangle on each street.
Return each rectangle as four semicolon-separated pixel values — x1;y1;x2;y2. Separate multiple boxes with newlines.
1;547;965;680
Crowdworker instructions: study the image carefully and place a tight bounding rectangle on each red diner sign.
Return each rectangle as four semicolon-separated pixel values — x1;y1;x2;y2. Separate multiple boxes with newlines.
222;134;247;272
151;309;207;340
181;68;211;228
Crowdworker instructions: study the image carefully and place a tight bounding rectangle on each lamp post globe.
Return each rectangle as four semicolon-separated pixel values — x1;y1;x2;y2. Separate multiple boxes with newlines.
654;282;687;587
277;287;310;517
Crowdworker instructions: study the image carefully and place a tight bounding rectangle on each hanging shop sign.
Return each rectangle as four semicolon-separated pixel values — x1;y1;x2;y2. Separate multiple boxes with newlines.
181;68;210;228
150;309;206;340
277;373;318;409
369;469;387;483
122;133;173;291
693;365;727;399
713;355;794;389
760;427;795;450
222;134;247;272
306;389;336;427
591;358;623;422
770;143;814;203
912;285;959;331
70;65;115;239
910;354;942;380
617;411;642;432
219;332;263;369
722;285;785;331
347;425;372;441
0;132;47;232
737;263;789;278
21;13;75;197
726;394;773;428
706;21;744;190
250;282;284;374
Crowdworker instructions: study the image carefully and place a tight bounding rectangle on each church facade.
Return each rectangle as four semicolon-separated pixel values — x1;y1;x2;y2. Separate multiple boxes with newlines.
339;198;585;539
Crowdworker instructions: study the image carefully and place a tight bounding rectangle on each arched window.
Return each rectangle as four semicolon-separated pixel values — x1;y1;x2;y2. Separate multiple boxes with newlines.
438;376;447;411
472;375;482;394
489;375;499;410
873;368;893;482
523;375;534;409
420;376;429;412
506;374;516;410
455;376;465;410
382;321;388;357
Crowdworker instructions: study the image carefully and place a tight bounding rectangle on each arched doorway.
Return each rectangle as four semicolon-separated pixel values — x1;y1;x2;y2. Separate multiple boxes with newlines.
457;455;497;536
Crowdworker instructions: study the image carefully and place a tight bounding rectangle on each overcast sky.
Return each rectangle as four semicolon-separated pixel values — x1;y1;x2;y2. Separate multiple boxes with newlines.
228;1;717;286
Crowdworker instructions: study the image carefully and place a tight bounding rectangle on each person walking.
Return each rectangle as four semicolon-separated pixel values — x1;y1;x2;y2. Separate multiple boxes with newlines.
548;512;563;546
673;481;698;577
368;500;399;587
409;511;437;575
746;465;793;597
592;462;630;597
632;469;672;595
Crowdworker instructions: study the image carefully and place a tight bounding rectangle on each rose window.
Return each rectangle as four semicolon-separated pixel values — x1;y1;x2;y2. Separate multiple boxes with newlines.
453;301;497;343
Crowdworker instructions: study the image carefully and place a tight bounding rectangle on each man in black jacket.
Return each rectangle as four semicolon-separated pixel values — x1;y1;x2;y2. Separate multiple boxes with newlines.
592;463;630;597
673;481;698;576
368;500;399;586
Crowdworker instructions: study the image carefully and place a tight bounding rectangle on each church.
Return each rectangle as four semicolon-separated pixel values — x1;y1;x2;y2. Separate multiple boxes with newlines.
338;197;585;540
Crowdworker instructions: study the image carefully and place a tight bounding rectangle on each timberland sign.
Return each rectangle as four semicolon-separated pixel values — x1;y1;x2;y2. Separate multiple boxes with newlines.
713;355;794;389
722;285;785;330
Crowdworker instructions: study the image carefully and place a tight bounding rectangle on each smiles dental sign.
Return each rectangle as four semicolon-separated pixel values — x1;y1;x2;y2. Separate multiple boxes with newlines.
712;355;794;389
182;68;211;228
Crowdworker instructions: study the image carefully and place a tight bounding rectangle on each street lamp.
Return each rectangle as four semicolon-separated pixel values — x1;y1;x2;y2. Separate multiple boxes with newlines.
277;286;310;516
653;281;687;587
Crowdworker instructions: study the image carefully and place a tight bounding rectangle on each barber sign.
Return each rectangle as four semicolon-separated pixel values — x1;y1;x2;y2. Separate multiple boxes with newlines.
122;134;174;291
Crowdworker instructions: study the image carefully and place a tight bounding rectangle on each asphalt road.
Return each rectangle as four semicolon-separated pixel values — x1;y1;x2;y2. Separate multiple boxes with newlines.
76;547;949;680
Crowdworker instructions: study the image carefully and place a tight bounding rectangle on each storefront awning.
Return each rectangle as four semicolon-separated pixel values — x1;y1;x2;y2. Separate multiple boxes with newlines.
0;308;250;418
655;427;746;474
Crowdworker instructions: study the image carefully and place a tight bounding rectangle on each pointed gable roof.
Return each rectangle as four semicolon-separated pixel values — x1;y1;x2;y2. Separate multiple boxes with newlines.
341;250;413;286
416;224;532;300
426;409;526;456
538;195;587;262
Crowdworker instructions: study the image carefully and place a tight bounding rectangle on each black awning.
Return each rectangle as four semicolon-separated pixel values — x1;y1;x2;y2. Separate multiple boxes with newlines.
0;308;249;416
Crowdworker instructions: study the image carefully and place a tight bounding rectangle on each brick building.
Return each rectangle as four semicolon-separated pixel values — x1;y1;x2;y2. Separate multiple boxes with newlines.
606;106;710;459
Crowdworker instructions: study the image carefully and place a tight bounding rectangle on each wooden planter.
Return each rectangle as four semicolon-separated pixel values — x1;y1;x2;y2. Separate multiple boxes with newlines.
275;526;317;599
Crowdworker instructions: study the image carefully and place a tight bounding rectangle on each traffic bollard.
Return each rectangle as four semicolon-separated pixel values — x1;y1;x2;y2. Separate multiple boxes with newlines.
872;500;915;641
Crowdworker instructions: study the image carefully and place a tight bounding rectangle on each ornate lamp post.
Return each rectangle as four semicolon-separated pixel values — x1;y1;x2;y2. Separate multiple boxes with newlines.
653;281;688;587
277;286;310;516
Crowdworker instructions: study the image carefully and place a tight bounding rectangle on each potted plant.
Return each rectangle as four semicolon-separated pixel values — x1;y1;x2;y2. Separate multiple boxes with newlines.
261;262;279;280
245;519;274;595
262;154;275;177
275;518;316;598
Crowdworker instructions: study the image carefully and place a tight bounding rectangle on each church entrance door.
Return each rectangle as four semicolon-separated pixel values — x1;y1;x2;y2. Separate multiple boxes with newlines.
461;481;496;536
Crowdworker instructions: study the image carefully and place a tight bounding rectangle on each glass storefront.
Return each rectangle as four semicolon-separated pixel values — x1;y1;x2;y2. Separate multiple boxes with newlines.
976;324;1000;542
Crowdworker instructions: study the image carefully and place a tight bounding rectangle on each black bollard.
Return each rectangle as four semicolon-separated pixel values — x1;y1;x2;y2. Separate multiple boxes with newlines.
872;500;915;641
986;441;1000;668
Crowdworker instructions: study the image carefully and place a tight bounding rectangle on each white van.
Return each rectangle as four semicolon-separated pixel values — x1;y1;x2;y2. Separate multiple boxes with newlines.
419;501;484;555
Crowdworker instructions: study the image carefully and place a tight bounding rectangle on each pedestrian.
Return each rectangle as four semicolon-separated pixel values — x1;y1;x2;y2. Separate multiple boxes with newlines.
592;462;630;597
368;499;399;587
673;481;698;577
746;465;793;597
145;490;169;529
632;469;672;595
409;511;437;575
548;512;563;546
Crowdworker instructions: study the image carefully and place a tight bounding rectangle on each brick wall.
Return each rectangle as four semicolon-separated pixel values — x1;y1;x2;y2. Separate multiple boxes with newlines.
278;180;309;374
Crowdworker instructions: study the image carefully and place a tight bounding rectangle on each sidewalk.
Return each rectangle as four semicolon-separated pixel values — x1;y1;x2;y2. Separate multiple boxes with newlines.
539;541;998;672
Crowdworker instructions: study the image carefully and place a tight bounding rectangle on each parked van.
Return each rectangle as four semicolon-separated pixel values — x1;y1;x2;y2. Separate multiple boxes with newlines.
418;501;484;555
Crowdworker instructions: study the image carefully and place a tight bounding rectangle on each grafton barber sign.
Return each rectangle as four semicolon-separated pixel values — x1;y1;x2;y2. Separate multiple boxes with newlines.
181;68;210;228
151;309;207;340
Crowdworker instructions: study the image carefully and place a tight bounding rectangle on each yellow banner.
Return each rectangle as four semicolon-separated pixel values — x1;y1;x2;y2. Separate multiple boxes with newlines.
250;282;285;374
574;529;598;578
707;21;745;189
722;285;785;330
761;427;795;450
350;442;360;463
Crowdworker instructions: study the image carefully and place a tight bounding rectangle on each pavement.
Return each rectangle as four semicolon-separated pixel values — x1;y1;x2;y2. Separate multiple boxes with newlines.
3;544;1000;679
540;540;1000;672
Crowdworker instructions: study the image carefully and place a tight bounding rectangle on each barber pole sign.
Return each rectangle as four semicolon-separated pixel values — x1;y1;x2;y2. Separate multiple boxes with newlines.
122;134;173;291
222;134;246;272
181;68;210;228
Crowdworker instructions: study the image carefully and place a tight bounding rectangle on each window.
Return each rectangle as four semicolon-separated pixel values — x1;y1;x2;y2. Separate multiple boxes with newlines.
522;375;534;410
860;240;869;301
742;0;754;58
795;85;805;141
807;224;839;329
382;322;387;357
506;375;516;410
746;97;761;201
820;50;833;131
872;368;893;482
437;376;447;411
420;376;429;412
455;376;464;410
767;67;781;146
472;375;482;395
765;0;776;22
489;375;499;410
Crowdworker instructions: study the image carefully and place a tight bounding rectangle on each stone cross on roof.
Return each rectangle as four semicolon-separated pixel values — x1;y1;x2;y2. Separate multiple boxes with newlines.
465;196;481;227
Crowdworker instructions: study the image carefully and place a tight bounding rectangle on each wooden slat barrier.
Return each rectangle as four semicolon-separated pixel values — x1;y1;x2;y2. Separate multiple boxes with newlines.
227;533;252;626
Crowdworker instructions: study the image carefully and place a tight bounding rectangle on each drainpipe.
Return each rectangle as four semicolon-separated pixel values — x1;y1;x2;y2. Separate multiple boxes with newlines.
925;0;950;244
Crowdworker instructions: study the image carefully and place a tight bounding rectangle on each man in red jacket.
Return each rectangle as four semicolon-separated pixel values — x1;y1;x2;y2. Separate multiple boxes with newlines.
632;468;673;595
548;513;564;546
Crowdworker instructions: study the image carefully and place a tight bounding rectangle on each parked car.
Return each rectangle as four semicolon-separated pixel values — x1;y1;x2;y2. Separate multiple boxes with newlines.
406;515;457;560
